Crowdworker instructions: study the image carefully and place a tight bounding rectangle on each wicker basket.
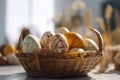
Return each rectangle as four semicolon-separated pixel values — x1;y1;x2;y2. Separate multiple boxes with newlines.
16;28;103;77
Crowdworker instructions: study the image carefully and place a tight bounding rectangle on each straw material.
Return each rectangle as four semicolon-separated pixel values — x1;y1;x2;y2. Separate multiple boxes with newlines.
16;52;102;77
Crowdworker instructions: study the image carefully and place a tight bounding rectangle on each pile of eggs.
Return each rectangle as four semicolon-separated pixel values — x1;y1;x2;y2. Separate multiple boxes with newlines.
0;44;20;65
22;27;99;58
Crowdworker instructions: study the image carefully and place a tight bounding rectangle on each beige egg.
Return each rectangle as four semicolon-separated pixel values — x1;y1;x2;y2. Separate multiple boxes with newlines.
57;27;69;34
49;33;69;54
6;53;20;65
22;35;41;53
115;52;120;64
70;48;84;54
70;48;85;59
40;31;53;51
84;38;98;51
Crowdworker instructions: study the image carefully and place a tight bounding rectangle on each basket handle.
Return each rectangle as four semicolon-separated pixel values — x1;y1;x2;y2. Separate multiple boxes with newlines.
90;28;104;53
17;28;41;71
17;28;30;52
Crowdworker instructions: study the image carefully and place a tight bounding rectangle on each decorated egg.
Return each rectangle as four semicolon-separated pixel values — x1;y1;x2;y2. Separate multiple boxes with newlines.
40;31;53;51
64;32;85;49
84;38;98;51
49;33;69;53
22;35;41;53
57;27;69;34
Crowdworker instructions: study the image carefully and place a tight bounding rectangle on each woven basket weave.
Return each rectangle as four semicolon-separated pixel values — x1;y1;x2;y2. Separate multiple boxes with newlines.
16;28;103;77
16;52;102;77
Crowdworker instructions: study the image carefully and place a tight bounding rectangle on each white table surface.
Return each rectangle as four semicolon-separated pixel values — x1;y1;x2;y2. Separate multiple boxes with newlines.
0;64;120;80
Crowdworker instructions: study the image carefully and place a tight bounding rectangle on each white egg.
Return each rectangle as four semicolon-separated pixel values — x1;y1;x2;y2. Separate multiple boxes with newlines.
22;35;41;53
70;48;84;54
84;38;98;51
6;53;20;65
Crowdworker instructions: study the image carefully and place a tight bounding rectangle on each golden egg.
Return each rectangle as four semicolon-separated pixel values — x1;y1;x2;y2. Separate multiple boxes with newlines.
3;44;16;56
64;32;85;49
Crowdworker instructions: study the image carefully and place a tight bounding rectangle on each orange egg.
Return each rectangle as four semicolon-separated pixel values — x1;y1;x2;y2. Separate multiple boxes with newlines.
3;44;16;56
64;32;85;49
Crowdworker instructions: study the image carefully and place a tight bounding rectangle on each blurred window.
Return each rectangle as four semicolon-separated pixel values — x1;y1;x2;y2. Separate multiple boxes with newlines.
6;0;54;45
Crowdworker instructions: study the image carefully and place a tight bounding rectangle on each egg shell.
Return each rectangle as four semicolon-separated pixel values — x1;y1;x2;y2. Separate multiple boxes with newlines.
22;35;41;53
70;48;86;59
3;44;16;56
49;33;69;54
115;52;120;64
70;48;84;54
64;32;85;49
57;27;69;34
84;38;98;51
40;31;53;51
6;53;20;65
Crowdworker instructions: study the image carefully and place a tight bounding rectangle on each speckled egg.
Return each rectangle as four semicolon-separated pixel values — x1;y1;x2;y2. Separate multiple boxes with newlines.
22;35;41;53
40;31;53;51
49;33;69;54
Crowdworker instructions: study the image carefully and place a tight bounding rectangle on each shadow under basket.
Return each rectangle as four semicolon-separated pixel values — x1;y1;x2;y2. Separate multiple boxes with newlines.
16;52;102;78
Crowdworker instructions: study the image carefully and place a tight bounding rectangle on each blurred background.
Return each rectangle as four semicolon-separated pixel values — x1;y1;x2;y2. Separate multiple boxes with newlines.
0;0;120;46
0;0;104;45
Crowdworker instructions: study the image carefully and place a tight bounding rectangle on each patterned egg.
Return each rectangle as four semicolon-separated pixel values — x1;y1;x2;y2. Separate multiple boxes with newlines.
40;31;53;51
49;33;69;54
22;35;41;53
84;38;98;51
57;27;69;34
64;32;85;49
